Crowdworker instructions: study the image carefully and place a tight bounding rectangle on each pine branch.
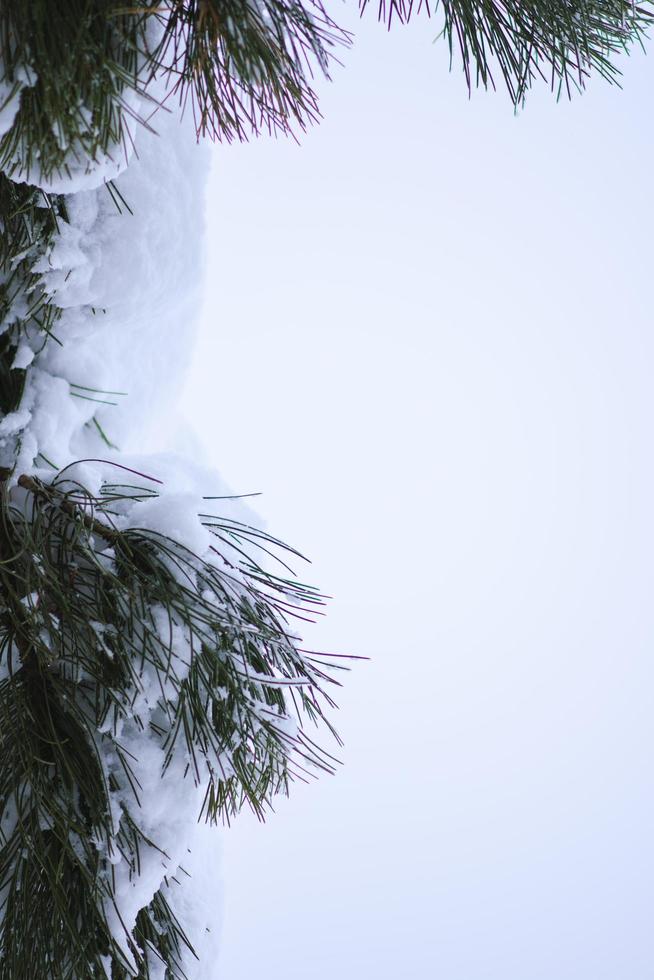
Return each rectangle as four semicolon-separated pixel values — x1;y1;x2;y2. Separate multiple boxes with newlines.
0;174;66;345
1;0;649;183
0;1;350;182
0;468;343;976
0;175;70;472
0;1;151;183
153;0;350;141
361;0;654;101
0;174;128;472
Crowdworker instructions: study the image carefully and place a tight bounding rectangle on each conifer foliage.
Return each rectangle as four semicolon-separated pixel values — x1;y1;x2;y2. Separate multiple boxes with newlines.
0;468;337;977
0;1;650;978
0;0;347;182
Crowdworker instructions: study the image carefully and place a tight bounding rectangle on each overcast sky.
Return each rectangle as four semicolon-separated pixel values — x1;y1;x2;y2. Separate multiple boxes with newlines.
180;12;654;979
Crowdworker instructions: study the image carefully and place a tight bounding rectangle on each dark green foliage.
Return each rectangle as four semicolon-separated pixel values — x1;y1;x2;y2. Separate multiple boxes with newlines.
132;886;197;980
0;470;339;977
0;0;649;182
0;0;347;181
0;2;149;183
0;0;645;976
362;0;653;101
0;173;66;369
0;333;24;416
0;16;346;969
157;0;349;140
0;175;67;472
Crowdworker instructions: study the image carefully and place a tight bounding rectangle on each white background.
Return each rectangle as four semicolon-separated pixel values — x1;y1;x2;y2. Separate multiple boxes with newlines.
181;11;654;979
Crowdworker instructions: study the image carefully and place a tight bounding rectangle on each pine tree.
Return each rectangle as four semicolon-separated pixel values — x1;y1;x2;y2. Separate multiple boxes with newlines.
0;2;650;977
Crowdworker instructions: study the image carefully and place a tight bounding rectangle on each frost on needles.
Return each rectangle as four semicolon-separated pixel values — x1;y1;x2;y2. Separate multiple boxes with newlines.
0;1;651;978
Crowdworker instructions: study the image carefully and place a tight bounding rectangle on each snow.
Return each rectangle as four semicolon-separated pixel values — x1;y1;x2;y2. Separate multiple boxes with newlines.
10;342;34;369
5;80;211;478
16;135;138;196
125;491;215;557
101;732;209;974
165;820;225;974
0;20;330;976
0;63;226;978
1;16;165;192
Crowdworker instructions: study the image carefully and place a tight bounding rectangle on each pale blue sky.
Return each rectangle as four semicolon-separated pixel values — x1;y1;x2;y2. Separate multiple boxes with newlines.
181;12;654;979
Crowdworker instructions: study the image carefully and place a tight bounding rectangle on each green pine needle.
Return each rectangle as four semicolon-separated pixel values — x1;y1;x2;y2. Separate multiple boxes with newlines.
0;468;344;976
361;0;653;102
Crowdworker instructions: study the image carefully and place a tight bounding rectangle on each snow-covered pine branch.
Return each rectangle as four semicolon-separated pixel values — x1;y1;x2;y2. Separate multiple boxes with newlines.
0;0;650;976
0;5;345;977
0;467;338;976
